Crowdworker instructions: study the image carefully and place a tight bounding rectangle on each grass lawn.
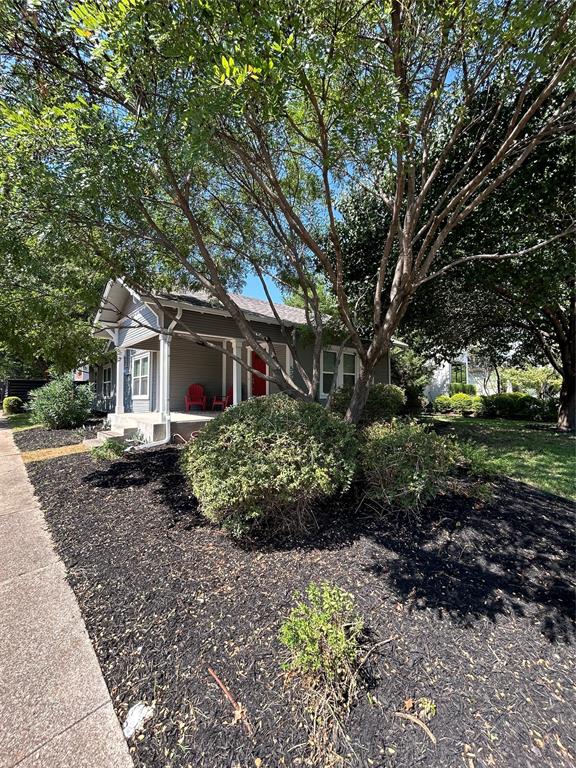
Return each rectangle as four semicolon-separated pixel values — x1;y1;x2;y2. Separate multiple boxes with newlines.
5;412;40;432
429;415;576;500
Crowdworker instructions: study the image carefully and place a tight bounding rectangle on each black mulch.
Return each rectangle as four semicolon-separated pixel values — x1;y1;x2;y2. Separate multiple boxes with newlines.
26;449;576;768
13;420;102;451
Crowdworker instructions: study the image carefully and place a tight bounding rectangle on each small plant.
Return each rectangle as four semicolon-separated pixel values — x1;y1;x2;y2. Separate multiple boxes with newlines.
360;421;457;512
90;438;125;461
415;697;437;721
28;376;94;429
330;383;406;423
279;582;364;687
3;396;24;414
280;582;367;765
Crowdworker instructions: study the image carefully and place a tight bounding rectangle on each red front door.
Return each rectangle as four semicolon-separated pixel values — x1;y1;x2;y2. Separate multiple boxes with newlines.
251;351;267;397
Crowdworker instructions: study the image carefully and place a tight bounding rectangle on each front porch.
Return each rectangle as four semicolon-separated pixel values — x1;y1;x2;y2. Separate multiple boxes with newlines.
101;330;288;442
108;410;220;443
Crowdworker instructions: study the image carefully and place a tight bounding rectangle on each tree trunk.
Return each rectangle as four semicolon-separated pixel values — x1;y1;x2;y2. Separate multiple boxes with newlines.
557;373;575;432
345;364;373;423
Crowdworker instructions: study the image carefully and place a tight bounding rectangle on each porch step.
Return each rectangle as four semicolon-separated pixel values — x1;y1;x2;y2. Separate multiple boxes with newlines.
83;429;127;449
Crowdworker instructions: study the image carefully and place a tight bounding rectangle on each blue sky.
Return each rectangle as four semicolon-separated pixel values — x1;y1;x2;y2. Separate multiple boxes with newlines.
242;269;284;304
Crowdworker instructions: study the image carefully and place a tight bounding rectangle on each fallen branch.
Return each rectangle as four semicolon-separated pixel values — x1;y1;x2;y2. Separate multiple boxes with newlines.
208;666;253;736
394;711;437;745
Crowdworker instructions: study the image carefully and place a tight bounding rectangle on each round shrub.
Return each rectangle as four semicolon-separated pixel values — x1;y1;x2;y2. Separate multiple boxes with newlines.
28;376;94;429
3;396;23;415
480;392;538;419
330;383;406;423
182;394;358;536
433;394;453;413
360;421;457;512
449;392;474;414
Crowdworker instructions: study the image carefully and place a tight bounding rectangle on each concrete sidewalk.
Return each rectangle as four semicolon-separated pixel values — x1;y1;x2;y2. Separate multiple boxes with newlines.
0;419;132;768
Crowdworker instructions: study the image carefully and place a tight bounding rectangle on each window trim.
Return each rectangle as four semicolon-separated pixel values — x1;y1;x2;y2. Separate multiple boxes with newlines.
102;364;113;399
320;346;359;399
131;352;150;400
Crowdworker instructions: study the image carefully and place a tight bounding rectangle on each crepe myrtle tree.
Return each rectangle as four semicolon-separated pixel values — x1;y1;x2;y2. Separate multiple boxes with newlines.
0;0;574;422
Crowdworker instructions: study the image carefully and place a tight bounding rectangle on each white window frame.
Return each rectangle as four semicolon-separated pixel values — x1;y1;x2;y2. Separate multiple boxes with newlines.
131;352;150;400
320;346;359;398
102;364;113;398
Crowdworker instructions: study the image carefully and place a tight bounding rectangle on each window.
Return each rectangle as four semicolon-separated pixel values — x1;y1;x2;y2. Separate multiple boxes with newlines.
321;349;358;396
451;362;466;384
342;353;357;388
132;354;149;398
322;351;337;395
102;365;112;398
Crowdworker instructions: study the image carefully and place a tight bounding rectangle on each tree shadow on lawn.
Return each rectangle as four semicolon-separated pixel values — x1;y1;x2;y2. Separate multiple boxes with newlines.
84;448;575;645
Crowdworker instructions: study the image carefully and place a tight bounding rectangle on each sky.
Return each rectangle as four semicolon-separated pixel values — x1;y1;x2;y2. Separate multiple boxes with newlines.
242;269;284;304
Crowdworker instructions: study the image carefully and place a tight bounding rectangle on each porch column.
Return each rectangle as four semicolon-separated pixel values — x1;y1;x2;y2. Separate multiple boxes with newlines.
115;348;125;415
232;339;243;405
159;332;172;416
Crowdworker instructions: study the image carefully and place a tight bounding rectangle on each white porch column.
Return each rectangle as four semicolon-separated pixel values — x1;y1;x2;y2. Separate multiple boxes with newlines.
232;339;243;405
159;332;172;416
222;341;227;395
115;348;125;415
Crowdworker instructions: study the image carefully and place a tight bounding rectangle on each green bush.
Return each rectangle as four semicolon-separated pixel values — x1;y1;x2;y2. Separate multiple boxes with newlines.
360;421;457;512
471;396;485;416
3;396;23;414
433;394;453;413
449;392;474;413
182;394;358;536
330;383;406;423
449;382;476;395
403;384;426;414
28;376;94;429
279;582;364;685
90;438;125;461
480;392;538;420
533;397;558;422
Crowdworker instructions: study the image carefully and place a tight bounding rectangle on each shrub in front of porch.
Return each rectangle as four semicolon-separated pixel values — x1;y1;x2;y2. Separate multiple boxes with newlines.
182;394;358;537
28;375;94;429
329;383;406;423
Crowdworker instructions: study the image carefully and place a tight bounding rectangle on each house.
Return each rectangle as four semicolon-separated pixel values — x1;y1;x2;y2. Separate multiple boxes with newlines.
425;351;499;401
92;279;393;442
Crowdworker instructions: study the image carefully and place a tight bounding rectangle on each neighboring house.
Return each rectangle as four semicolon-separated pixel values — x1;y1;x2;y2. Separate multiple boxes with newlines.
92;279;393;442
425;351;499;401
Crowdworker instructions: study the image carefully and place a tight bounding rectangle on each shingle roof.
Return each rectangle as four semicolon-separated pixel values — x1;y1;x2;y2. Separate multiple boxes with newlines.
164;289;308;326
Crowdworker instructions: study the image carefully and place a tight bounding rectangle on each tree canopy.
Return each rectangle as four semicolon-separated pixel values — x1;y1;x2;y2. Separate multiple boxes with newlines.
0;0;573;418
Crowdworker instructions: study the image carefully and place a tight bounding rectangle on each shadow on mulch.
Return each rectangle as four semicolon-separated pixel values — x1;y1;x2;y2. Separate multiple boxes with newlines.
27;446;576;768
86;450;575;645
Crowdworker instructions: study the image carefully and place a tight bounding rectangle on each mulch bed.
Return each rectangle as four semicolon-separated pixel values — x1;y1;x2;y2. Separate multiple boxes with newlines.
13;420;102;451
26;448;575;768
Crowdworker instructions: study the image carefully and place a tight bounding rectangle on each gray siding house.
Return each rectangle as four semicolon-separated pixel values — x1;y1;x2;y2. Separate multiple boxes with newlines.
92;279;392;442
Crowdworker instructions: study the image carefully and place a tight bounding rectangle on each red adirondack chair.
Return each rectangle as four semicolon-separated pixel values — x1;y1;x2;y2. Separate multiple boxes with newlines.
212;386;233;411
185;384;208;412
